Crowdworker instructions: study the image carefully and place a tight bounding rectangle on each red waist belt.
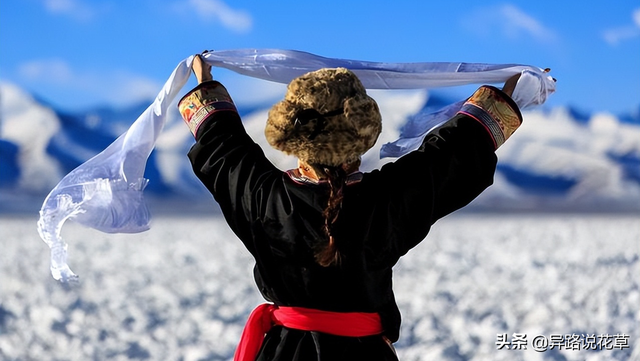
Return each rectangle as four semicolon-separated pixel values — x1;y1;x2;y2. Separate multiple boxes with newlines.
234;303;384;361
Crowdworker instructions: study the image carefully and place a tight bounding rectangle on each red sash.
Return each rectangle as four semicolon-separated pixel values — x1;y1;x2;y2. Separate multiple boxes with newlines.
234;303;384;361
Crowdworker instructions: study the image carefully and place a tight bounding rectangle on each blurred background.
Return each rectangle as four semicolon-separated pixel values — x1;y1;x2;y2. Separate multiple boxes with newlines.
1;0;639;213
1;1;638;360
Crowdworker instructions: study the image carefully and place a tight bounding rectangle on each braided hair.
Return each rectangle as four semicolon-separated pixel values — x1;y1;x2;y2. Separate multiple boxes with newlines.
314;165;348;267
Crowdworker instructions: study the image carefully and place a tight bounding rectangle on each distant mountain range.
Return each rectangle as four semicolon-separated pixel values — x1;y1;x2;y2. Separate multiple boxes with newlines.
1;82;639;213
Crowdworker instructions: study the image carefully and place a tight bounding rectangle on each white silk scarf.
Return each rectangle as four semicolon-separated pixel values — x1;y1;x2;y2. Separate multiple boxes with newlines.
37;49;555;282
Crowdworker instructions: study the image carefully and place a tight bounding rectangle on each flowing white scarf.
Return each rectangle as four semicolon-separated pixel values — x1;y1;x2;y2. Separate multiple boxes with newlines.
37;49;556;282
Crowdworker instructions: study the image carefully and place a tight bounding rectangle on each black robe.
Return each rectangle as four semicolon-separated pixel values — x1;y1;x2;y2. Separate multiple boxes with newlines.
186;85;520;361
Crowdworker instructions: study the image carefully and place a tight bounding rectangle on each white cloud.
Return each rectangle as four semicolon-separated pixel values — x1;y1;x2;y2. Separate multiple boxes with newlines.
18;59;74;84
602;26;640;45
17;59;163;107
186;0;252;33
41;0;97;21
464;4;558;43
498;4;558;42
102;73;163;105
602;8;640;46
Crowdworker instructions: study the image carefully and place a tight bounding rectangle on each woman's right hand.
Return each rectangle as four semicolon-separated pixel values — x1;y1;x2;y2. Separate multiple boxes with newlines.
501;73;521;97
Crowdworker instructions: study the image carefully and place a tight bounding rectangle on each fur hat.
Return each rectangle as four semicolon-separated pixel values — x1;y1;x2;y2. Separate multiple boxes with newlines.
265;68;382;166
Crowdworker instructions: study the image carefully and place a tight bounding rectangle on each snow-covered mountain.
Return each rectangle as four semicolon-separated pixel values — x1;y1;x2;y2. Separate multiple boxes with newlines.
1;81;639;213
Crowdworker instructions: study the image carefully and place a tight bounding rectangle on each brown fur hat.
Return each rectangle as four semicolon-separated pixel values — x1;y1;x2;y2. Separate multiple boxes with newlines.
265;68;382;166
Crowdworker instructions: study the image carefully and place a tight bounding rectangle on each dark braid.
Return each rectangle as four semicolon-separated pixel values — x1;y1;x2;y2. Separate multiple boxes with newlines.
315;165;347;267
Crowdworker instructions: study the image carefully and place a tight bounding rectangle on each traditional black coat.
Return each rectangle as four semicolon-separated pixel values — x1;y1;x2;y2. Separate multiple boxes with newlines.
181;81;522;361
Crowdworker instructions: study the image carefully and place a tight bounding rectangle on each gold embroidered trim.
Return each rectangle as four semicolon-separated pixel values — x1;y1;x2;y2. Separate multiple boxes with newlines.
178;81;236;137
462;86;522;148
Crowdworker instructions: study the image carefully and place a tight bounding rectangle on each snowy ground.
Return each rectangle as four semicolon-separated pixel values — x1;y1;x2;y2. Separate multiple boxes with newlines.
1;212;638;361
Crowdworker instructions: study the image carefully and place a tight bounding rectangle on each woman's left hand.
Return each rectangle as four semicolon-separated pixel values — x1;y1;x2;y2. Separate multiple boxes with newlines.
193;53;213;84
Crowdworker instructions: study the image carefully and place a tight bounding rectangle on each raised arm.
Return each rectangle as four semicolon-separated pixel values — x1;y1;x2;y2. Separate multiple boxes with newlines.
372;82;522;259
179;55;281;254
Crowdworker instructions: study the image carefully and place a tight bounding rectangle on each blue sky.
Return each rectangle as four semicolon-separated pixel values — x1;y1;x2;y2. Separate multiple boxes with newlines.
1;0;639;115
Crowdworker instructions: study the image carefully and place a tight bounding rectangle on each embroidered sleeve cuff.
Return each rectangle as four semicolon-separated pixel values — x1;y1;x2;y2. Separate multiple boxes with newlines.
178;81;237;138
457;86;523;150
